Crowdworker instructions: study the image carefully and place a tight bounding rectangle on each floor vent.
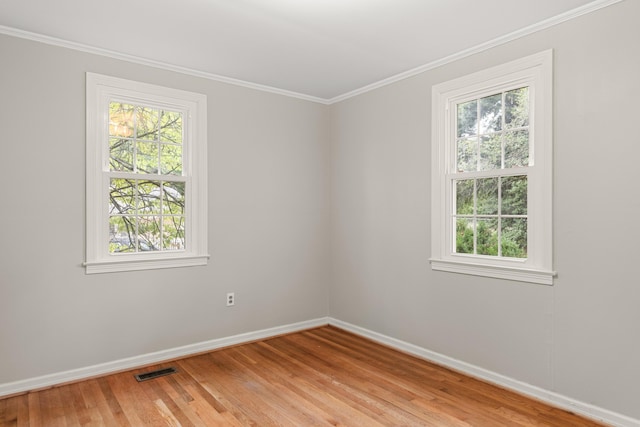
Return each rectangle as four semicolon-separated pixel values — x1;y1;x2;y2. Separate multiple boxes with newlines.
134;367;177;382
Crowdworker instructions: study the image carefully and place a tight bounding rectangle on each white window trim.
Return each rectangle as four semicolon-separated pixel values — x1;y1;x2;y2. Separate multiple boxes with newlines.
430;50;555;285
85;73;208;274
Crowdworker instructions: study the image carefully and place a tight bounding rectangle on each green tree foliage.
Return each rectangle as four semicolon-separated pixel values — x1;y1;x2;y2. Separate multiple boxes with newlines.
454;176;527;258
453;87;530;259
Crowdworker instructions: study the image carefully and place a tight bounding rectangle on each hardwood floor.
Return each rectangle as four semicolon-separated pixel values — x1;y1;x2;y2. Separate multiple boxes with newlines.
0;326;605;426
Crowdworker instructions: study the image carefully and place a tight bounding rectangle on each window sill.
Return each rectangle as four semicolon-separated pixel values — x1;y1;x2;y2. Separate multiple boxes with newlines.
430;258;555;285
84;254;209;274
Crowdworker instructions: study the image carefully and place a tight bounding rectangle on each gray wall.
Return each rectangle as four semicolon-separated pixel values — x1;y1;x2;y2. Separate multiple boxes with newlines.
1;0;639;422
0;34;330;383
329;0;640;420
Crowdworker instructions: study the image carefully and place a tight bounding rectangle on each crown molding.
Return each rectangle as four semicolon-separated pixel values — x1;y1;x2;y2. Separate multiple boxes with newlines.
0;25;330;105
0;0;624;105
327;0;625;104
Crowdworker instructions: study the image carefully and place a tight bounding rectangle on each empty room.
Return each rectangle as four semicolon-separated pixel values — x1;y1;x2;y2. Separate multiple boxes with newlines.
0;0;638;425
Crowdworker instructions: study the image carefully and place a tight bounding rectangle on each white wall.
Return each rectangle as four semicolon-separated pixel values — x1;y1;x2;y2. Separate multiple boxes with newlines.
0;34;330;384
329;0;640;422
1;1;639;424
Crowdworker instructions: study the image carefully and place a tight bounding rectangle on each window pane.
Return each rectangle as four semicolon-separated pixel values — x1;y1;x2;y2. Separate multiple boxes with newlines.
457;137;477;172
109;179;136;215
137;181;162;214
163;216;185;250
455;180;474;215
109;216;136;253
136;107;159;141
477;177;498;215
136;142;159;174
456;218;474;254
160;111;183;143
504;130;529;168
109;103;134;138
505;87;529;129
138;216;161;251
479;134;501;171
160;144;182;175
163;181;185;215
502;218;527;258
477;218;498;256
479;93;502;134
109;138;134;172
457;100;477;137
502;175;527;215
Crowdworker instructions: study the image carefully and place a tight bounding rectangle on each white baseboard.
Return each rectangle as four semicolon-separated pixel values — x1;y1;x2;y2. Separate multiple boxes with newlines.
0;317;330;398
2;316;637;427
328;318;639;427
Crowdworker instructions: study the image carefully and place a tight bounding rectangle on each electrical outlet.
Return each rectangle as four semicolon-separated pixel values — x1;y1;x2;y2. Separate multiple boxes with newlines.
226;292;235;307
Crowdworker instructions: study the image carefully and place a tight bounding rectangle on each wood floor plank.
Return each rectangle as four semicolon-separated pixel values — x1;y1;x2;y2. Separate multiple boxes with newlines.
0;399;11;427
26;392;42;426
96;376;133;426
234;343;387;426
266;332;472;424
201;349;326;426
252;339;426;425
274;330;500;425
104;371;153;426
138;373;197;427
62;382;94;426
8;397;29;427
180;382;241;426
171;363;244;426
35;387;66;427
233;342;388;426
152;398;181;427
0;326;607;426
220;346;338;426
55;384;83;426
79;378;120;426
179;354;280;426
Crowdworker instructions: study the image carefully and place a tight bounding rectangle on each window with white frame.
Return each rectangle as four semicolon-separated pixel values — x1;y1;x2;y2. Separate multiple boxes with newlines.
430;51;554;285
85;73;208;273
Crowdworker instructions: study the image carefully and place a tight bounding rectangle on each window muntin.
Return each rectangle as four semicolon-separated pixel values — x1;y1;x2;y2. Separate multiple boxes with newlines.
85;73;208;274
430;50;554;285
107;102;186;254
451;87;529;259
109;178;186;253
456;87;530;172
454;175;527;258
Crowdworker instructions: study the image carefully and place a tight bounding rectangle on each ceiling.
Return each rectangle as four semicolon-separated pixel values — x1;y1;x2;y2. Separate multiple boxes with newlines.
0;0;617;102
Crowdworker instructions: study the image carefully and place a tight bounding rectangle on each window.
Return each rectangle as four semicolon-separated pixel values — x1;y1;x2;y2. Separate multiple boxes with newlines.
430;51;554;285
85;73;208;273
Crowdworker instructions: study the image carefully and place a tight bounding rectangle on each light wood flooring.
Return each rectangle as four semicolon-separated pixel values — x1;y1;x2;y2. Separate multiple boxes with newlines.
0;326;605;426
